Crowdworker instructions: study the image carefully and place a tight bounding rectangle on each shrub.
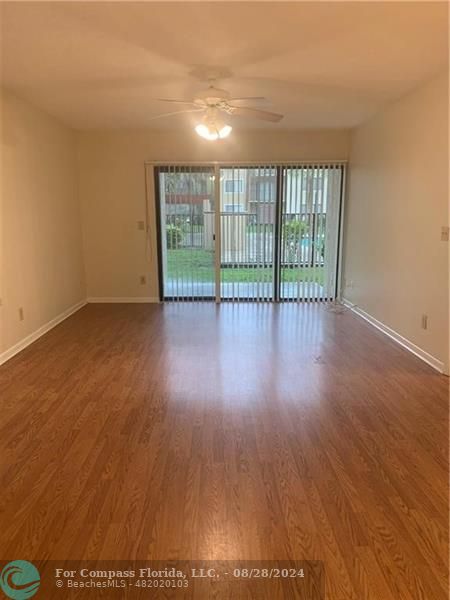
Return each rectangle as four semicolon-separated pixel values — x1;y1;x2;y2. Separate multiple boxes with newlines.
283;220;308;263
283;219;308;242
166;224;183;249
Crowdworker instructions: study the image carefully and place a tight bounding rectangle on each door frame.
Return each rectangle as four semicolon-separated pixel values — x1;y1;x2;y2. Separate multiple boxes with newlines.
148;161;347;303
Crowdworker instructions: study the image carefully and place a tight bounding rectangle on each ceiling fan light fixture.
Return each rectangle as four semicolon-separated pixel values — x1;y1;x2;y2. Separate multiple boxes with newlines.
218;124;232;138
195;123;218;140
195;121;232;141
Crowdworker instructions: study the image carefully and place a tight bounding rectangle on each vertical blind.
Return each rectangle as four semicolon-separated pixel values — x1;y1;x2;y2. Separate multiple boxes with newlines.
153;163;344;302
155;165;215;300
280;164;343;302
220;165;276;301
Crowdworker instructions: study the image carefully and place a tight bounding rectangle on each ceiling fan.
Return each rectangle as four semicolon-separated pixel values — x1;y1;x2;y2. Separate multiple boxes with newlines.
155;84;284;140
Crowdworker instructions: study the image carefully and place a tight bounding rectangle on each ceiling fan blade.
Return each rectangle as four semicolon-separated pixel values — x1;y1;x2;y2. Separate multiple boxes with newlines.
157;98;199;106
228;97;266;102
228;106;284;122
149;108;204;121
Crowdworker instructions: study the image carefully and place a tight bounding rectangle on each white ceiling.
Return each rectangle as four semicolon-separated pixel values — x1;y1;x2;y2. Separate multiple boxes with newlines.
0;1;448;130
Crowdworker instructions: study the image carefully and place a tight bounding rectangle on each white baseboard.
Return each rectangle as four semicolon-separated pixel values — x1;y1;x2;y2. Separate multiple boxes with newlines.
0;299;87;367
87;297;160;304
341;298;446;374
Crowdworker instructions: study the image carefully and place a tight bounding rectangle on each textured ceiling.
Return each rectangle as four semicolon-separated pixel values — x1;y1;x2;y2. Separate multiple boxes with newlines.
0;1;448;130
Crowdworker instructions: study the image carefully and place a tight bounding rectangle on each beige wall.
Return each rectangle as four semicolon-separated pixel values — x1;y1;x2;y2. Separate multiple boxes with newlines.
342;73;449;371
0;89;86;355
77;129;350;300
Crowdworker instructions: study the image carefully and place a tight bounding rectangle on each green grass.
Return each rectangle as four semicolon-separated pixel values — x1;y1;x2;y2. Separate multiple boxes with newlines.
167;249;324;284
168;249;214;282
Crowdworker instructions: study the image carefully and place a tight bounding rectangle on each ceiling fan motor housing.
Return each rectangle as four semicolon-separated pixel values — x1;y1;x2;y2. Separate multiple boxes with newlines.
194;86;231;106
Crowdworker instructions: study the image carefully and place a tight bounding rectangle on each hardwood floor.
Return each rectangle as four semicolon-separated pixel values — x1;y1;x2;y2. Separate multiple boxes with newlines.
0;303;448;599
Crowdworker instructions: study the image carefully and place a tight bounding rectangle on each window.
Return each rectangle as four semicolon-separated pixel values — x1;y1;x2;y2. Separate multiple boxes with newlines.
224;179;244;193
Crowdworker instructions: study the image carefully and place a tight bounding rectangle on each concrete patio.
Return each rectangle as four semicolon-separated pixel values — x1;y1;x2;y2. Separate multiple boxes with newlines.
164;280;326;300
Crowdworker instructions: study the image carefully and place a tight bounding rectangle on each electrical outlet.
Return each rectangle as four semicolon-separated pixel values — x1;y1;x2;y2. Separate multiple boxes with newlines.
19;307;24;321
137;221;145;231
421;314;428;330
441;226;449;242
140;275;146;285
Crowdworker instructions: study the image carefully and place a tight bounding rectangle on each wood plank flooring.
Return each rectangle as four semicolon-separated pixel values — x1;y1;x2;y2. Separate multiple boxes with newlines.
0;303;448;599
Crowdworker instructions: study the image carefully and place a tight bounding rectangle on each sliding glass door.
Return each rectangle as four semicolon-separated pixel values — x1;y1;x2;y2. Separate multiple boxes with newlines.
219;166;276;300
155;166;215;300
153;163;343;302
280;165;343;301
